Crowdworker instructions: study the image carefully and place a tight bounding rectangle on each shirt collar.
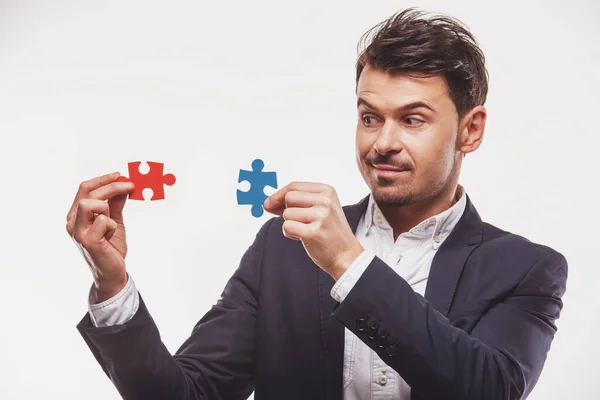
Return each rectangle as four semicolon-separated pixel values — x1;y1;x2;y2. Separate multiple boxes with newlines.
364;184;467;248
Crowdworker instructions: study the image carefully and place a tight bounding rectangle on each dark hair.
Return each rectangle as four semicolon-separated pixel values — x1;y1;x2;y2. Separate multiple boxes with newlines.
356;8;489;119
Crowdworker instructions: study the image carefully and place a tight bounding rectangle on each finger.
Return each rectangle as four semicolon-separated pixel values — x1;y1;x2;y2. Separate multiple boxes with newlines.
265;182;329;213
107;193;129;223
68;181;133;226
266;190;332;216
67;171;121;221
87;214;118;244
88;181;134;201
68;181;133;223
283;191;332;209
71;199;110;240
282;206;318;224
282;219;314;240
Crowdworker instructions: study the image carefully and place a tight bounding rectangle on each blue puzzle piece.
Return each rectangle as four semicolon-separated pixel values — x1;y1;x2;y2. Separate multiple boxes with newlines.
236;159;278;217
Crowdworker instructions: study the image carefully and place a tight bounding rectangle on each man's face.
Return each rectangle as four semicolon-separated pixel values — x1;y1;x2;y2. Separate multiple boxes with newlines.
356;65;462;207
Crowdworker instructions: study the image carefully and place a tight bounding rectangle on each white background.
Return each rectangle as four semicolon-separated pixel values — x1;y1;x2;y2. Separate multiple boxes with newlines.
0;0;598;399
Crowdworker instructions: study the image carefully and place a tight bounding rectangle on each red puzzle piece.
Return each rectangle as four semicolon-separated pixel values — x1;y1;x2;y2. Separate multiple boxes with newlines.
116;161;176;201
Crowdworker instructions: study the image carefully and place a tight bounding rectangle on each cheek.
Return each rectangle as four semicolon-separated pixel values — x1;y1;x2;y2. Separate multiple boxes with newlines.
431;142;456;178
355;132;372;160
413;139;455;179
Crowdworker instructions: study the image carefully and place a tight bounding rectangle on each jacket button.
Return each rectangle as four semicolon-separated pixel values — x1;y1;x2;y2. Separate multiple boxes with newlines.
367;324;379;340
377;333;389;348
356;316;369;332
386;344;396;357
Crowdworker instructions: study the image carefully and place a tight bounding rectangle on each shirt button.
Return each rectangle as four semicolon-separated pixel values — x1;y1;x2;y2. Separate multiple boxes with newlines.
376;213;383;224
433;234;440;243
379;375;388;386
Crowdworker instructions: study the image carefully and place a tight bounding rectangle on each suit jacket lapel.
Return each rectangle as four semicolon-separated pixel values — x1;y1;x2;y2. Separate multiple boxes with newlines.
318;193;484;400
318;195;369;400
412;196;483;400
424;194;484;316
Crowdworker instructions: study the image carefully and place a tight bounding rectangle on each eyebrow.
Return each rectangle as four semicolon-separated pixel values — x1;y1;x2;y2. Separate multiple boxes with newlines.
357;98;435;113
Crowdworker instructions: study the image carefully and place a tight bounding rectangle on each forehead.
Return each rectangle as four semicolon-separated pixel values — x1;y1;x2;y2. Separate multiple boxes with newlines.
356;65;452;110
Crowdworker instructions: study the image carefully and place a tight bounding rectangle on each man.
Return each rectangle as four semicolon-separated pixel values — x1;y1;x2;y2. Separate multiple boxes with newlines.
67;8;567;400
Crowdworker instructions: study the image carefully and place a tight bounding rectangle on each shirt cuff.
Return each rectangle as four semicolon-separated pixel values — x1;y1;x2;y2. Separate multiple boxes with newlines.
88;273;140;328
330;250;375;303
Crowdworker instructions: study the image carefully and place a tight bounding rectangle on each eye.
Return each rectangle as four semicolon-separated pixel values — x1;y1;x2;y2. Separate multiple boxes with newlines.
405;117;424;126
362;115;378;126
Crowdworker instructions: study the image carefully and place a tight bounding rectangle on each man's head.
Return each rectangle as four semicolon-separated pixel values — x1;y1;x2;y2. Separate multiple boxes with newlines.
355;8;488;207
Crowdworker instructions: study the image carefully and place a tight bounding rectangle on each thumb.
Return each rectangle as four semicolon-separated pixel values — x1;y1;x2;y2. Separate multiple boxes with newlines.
108;193;128;223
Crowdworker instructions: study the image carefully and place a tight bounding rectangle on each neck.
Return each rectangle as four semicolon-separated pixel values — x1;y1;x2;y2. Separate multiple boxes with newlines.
378;183;460;241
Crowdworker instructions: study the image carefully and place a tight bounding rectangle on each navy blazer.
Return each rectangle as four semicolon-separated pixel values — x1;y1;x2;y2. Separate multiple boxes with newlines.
77;194;568;400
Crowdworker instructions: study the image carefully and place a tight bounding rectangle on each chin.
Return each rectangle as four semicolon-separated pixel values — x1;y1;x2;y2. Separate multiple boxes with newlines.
370;185;414;207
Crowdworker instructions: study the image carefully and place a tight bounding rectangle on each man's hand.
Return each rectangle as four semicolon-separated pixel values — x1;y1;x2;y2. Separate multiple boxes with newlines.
263;182;364;280
66;172;135;303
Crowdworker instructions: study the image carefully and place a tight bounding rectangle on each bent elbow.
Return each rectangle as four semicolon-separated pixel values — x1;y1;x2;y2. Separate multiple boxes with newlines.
488;351;526;400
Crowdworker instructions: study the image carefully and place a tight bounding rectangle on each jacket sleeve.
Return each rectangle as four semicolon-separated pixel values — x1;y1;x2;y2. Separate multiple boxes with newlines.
330;249;568;400
76;217;276;400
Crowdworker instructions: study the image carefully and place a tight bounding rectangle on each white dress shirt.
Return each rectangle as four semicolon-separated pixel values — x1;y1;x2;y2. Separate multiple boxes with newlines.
87;186;467;400
331;185;466;400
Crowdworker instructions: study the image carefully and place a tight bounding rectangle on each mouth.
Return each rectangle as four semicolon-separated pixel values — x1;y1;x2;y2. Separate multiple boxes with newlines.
371;164;410;179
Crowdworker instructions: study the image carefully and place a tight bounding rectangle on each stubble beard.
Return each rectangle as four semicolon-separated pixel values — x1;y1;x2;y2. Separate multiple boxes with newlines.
369;179;417;208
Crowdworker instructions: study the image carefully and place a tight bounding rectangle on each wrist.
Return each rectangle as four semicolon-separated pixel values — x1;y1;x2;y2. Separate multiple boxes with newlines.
330;242;364;281
92;274;128;303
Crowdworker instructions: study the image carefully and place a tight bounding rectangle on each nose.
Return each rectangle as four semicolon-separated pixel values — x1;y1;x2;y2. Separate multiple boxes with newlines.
373;122;403;155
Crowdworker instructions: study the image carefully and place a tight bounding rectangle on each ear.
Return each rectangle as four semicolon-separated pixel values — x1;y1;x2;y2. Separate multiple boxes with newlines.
458;105;486;155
